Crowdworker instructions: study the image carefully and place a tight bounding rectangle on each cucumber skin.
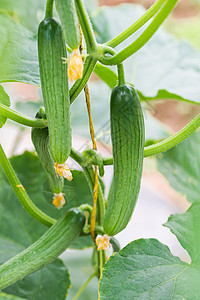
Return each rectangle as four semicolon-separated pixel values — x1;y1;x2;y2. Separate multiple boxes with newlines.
55;0;80;50
38;18;71;164
31;127;64;194
103;85;145;236
0;208;85;290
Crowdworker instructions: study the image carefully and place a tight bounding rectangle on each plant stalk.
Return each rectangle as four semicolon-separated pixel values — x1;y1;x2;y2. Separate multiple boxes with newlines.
0;103;47;128
0;144;55;227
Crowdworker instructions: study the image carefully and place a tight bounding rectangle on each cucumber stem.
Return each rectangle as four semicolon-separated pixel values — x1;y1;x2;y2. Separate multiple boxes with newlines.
0;144;55;227
106;0;167;48
45;0;54;19
70;149;105;226
69;57;97;104
98;0;179;65
0;103;47;128
75;0;97;52
117;64;126;87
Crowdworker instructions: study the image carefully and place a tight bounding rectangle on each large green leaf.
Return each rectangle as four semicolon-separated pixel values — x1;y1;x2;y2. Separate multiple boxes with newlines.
157;131;200;203
165;202;200;267
100;202;200;299
91;4;200;104
99;238;199;299
0;85;10;127
0;13;39;85
0;0;45;33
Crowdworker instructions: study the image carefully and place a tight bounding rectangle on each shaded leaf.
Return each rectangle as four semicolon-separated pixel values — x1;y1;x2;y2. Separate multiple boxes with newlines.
91;4;200;104
0;0;45;33
4;260;70;300
0;13;39;85
166;16;200;51
94;64;118;89
157;132;200;203
165;202;200;267
0;293;27;300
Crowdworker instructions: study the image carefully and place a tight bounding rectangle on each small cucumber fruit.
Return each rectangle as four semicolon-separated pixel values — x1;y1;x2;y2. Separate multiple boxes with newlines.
103;85;145;236
38;17;71;163
0;208;85;290
55;0;80;50
31;125;64;194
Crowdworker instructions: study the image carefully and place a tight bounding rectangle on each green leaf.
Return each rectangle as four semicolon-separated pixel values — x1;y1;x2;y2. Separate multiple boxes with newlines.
4;260;70;300
94;64;118;89
0;0;45;33
166;16;200;51
164;202;200;267
0;153;71;299
0;13;39;85
0;293;27;300
138;89;198;105
99;238;200;300
0;85;10;127
100;202;200;299
91;4;200;104
157;131;200;203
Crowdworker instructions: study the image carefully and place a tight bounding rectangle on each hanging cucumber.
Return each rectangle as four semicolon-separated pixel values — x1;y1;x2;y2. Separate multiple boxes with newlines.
31;115;64;194
55;0;80;50
103;84;145;236
0;208;85;290
38;17;71;164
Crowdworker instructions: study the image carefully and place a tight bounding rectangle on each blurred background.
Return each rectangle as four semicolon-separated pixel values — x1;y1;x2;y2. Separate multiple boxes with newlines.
1;0;200;298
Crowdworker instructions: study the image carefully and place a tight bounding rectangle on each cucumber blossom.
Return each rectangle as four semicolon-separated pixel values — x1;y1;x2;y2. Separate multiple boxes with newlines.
0;208;85;290
55;0;80;50
38;17;71;164
103;85;145;236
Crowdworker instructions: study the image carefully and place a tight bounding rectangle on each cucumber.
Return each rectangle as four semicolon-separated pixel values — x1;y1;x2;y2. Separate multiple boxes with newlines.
55;0;80;50
103;85;145;236
38;17;71;164
0;208;85;290
31;126;64;194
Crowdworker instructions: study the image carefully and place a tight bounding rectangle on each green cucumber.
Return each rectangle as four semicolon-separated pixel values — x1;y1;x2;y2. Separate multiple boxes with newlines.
55;0;80;50
103;85;145;236
38;17;71;164
0;208;85;290
31;125;64;194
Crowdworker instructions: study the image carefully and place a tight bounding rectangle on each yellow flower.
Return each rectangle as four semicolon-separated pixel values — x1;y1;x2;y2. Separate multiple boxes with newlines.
54;162;73;181
96;234;111;251
67;50;83;82
53;193;65;209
